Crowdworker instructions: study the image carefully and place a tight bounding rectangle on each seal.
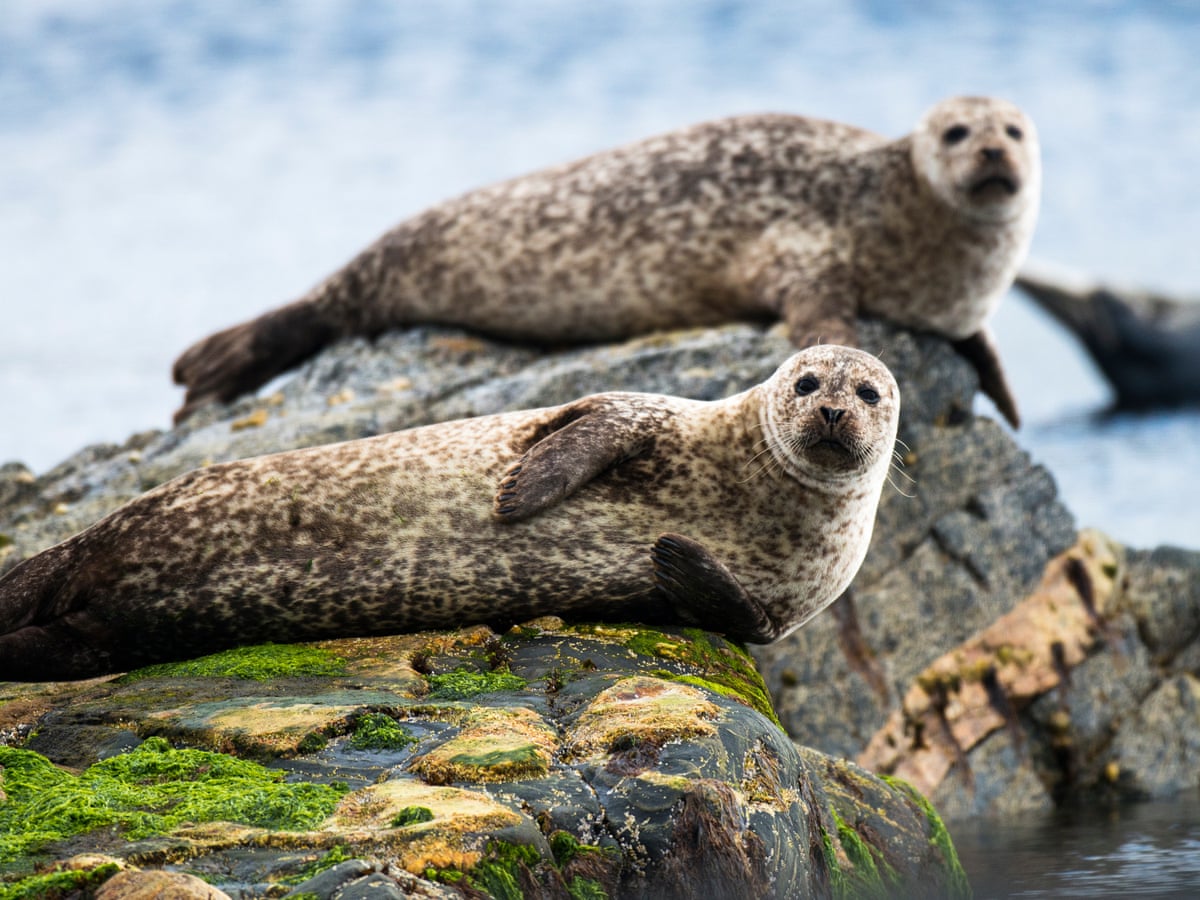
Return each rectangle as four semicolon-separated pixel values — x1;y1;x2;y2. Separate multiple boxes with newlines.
1016;269;1200;411
0;346;898;681
172;95;1038;426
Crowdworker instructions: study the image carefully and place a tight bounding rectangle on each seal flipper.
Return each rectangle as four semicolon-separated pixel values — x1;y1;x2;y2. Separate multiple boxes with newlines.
754;249;858;348
651;533;778;643
951;329;1021;429
173;299;342;424
493;397;670;521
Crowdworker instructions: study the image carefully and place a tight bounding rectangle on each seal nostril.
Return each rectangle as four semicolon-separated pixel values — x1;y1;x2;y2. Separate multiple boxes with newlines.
981;146;1004;162
820;407;844;424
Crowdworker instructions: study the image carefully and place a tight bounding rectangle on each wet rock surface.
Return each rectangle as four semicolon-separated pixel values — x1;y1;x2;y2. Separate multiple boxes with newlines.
0;623;965;898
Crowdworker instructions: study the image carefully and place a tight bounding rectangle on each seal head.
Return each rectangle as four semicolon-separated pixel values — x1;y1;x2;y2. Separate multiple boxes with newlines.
911;96;1041;225
760;345;898;491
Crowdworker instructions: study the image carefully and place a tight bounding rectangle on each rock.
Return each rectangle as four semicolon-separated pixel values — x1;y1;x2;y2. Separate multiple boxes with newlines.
0;623;966;898
95;869;232;899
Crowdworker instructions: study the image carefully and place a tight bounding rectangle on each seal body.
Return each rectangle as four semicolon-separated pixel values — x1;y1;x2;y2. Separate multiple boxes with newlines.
0;346;898;681
1016;270;1200;411
172;96;1038;426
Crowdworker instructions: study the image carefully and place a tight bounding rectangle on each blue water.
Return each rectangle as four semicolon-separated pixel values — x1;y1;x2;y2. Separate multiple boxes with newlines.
2;0;1199;558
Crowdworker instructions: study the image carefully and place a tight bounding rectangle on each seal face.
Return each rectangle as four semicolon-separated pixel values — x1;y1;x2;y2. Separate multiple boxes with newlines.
0;346;898;681
910;96;1040;226
171;96;1037;427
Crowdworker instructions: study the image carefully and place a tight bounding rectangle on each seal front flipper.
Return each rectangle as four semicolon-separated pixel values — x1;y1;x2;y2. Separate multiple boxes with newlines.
758;254;858;348
651;533;779;643
493;397;670;521
951;328;1021;429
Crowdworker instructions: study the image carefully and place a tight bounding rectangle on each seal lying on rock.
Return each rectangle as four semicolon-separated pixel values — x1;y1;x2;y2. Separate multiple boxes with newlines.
1016;269;1200;411
0;346;898;681
172;96;1037;426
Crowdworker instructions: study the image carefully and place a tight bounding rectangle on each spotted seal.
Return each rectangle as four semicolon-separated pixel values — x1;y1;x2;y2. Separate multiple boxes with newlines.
172;95;1038;426
0;346;898;681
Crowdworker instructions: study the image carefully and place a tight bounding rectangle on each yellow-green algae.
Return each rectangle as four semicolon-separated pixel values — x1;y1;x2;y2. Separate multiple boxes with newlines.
349;712;417;751
120;643;347;682
0;737;347;868
831;807;898;899
881;775;971;899
391;806;435;827
426;668;527;700
0;862;120;900
621;626;783;728
564;676;717;758
410;708;557;784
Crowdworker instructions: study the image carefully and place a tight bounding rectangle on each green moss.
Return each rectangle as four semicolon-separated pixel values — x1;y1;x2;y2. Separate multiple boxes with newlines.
279;844;356;886
426;668;527;700
349;713;417;751
297;732;329;754
819;826;849;899
0;862;120;900
567;877;608;900
834;810;887;897
425;866;464;884
446;744;543;770
881;776;972;899
549;830;585;866
119;643;347;682
467;841;541;900
621;627;782;729
0;738;348;866
390;806;435;828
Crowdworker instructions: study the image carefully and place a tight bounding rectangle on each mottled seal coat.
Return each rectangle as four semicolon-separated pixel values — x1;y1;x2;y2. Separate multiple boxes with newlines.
0;346;898;681
173;96;1038;426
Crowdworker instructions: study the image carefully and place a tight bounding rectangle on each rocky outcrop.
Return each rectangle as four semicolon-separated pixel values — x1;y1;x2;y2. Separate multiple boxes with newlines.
0;622;966;899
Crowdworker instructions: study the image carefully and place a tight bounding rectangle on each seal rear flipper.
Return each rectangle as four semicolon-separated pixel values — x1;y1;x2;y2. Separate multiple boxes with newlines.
172;299;341;424
0;620;114;682
493;397;670;521
651;533;778;643
952;328;1021;429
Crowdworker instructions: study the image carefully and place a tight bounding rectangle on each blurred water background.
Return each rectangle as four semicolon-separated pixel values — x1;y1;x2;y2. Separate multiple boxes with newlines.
2;3;1200;894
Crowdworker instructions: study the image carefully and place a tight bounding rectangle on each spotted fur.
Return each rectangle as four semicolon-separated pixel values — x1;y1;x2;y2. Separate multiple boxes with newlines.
1;347;898;681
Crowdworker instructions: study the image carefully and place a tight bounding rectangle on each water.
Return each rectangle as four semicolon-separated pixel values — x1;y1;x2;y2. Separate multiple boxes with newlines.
2;4;1199;891
954;793;1200;898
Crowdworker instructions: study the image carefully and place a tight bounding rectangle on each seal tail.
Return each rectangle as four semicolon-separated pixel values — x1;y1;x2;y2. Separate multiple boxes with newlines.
0;545;110;681
172;298;343;424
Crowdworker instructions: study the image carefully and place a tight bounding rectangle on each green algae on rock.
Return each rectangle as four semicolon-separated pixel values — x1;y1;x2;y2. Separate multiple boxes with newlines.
121;643;348;682
426;668;528;701
0;738;347;869
0;615;967;896
349;712;418;751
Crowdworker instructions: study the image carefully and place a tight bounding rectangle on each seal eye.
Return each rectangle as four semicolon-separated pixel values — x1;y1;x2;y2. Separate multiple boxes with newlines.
1006;124;1023;141
942;124;969;145
857;386;880;405
795;376;820;396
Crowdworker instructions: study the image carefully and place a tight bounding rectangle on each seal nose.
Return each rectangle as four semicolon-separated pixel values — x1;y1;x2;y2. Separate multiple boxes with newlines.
981;146;1005;163
820;407;844;425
